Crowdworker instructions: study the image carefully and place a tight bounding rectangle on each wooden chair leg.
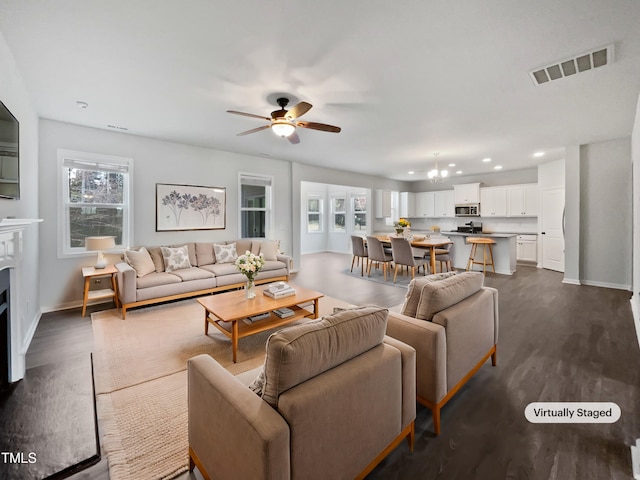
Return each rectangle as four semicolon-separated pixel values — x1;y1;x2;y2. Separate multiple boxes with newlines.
432;405;441;435
491;347;497;366
406;422;415;452
394;264;399;283
350;255;356;273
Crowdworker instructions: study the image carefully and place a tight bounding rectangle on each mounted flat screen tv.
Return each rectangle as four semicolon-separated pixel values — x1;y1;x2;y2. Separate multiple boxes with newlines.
0;100;19;200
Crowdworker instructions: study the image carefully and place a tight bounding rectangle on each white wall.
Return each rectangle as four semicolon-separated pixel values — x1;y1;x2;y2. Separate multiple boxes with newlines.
580;138;632;290
631;93;640;324
0;30;41;354
38;119;294;311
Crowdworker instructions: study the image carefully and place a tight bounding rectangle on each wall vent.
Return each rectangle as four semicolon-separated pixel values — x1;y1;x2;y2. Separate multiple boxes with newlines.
529;44;614;86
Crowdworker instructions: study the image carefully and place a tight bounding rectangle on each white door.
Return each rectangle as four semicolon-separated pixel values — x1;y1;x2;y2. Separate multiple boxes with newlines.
541;188;565;272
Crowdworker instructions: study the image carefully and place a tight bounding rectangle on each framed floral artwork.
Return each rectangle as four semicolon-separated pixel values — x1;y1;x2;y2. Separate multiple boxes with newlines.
156;183;226;231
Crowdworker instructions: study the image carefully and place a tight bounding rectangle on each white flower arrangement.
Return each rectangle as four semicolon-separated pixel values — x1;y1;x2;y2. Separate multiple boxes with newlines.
235;250;266;282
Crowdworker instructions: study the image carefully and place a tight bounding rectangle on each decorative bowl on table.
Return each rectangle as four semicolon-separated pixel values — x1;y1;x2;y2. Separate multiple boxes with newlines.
412;235;426;241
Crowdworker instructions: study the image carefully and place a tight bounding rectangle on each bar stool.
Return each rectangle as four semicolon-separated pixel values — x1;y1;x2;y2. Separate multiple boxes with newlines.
466;237;496;274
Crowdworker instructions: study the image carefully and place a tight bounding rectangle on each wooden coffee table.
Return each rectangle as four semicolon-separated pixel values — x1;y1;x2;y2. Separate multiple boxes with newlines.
197;284;324;362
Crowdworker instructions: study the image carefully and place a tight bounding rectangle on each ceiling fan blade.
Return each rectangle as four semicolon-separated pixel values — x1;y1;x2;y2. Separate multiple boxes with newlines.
236;125;270;136
288;131;301;144
285;101;312;120
296;121;341;133
227;110;271;121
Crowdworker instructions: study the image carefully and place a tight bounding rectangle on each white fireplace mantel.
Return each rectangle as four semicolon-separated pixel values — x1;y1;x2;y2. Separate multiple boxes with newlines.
0;218;42;382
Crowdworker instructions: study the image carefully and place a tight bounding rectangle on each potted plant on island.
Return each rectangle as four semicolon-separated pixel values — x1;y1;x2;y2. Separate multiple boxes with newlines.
235;251;266;299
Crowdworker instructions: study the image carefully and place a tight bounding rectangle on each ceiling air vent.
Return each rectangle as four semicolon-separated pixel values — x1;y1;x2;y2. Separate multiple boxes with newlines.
529;44;614;86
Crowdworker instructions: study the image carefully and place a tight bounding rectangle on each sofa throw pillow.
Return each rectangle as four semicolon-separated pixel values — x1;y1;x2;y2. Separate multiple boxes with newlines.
259;241;279;261
195;242;215;266
214;242;238;264
161;245;192;272
147;246;165;272
401;272;458;318
124;247;156;278
415;271;484;321
261;305;388;408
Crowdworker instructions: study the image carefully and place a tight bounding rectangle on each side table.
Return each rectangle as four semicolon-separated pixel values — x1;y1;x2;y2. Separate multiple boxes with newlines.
82;265;119;317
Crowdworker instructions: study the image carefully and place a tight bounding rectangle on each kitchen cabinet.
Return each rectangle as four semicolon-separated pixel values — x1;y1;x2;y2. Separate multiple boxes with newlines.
516;234;537;263
453;183;480;204
507;184;539;217
375;189;392;218
433;190;455;217
399;192;416;218
480;186;507;217
415;191;435;217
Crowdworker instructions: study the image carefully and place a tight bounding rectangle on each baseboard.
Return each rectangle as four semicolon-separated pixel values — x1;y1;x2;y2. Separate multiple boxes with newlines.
562;277;580;285
40;298;112;314
580;279;632;291
632;295;640;350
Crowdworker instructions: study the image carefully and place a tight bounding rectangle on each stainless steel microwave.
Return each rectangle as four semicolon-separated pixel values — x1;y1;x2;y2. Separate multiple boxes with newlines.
455;204;480;217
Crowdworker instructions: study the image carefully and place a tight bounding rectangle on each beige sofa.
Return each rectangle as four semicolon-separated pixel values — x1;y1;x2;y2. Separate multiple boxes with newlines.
115;239;290;318
386;271;499;434
188;305;416;480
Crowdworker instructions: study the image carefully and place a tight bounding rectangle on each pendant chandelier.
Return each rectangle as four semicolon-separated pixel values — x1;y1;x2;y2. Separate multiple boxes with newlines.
428;152;448;183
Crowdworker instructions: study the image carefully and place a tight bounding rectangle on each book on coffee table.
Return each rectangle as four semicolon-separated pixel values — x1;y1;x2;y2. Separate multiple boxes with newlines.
273;307;295;318
263;281;296;299
244;312;271;324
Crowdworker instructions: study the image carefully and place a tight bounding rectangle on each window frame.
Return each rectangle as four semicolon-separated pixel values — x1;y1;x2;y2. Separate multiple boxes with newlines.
351;193;368;232
306;193;324;233
238;173;274;239
57;149;133;259
330;193;347;233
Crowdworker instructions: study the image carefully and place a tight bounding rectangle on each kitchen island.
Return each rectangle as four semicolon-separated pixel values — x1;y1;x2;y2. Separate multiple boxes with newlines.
442;232;517;275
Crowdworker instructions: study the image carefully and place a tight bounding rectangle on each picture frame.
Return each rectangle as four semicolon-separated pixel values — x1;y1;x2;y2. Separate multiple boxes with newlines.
156;183;226;231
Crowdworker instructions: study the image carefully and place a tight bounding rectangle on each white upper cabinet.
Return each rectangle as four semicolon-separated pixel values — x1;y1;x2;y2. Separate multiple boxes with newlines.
480;186;507;217
415;191;435;217
375;189;392;218
434;190;455;217
399;192;416;218
453;183;481;204
507;184;539;217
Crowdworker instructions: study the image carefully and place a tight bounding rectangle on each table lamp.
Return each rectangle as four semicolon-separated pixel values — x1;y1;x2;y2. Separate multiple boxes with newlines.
85;236;116;269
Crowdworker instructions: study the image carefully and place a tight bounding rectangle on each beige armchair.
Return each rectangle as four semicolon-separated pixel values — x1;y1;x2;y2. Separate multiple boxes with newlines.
188;305;416;480
385;272;498;434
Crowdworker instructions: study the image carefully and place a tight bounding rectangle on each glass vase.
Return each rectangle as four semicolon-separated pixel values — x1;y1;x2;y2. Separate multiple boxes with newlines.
245;278;256;299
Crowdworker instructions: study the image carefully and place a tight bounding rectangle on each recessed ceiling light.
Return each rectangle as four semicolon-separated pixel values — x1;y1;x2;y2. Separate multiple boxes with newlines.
533;151;545;157
494;165;503;170
482;157;492;162
76;101;88;109
448;163;456;167
408;171;415;175
456;170;463;174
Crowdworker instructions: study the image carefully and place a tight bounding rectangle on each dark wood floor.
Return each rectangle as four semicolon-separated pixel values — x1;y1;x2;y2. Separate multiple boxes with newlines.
8;252;640;479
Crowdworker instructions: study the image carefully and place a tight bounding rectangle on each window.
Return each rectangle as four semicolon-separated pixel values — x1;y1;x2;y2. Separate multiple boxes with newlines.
239;174;272;238
307;194;323;232
352;194;367;231
331;195;346;231
58;149;133;257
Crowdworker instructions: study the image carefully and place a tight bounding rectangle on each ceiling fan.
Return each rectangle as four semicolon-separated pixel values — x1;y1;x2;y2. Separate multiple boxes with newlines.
227;97;341;144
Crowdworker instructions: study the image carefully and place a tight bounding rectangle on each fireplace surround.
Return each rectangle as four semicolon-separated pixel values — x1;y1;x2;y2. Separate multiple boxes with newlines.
0;218;42;385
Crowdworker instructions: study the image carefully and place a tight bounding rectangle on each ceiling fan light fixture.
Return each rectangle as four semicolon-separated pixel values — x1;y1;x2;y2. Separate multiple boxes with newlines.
271;121;296;137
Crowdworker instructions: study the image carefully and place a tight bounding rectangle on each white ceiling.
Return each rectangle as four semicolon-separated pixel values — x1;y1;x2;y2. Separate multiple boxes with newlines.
1;0;640;181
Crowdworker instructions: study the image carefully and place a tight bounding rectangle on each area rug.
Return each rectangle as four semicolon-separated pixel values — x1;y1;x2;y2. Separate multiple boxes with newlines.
343;267;419;288
92;294;352;480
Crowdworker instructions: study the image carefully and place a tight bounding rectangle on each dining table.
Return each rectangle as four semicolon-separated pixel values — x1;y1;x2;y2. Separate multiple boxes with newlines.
374;235;453;275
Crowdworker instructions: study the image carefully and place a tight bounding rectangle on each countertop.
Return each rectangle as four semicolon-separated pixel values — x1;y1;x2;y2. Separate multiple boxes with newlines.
442;231;518;238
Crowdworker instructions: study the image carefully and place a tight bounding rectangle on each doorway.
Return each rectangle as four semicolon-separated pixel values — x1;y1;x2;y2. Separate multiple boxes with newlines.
541;187;565;272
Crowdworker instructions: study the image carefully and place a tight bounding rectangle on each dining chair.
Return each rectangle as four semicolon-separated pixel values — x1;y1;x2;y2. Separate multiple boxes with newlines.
350;235;368;276
389;237;429;283
435;239;453;272
365;236;394;281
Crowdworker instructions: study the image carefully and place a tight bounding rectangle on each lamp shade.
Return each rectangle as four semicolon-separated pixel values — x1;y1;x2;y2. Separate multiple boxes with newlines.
271;121;296;137
85;236;116;251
